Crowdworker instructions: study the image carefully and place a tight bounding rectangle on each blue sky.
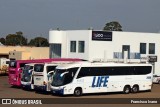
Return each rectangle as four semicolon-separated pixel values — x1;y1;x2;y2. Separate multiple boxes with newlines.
0;0;160;40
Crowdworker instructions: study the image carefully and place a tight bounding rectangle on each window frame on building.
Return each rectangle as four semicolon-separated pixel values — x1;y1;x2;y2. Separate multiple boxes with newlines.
70;41;76;53
78;41;85;53
49;43;62;58
140;43;146;54
149;43;155;54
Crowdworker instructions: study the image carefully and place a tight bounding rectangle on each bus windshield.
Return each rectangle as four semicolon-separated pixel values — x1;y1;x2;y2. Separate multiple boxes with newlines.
51;67;79;86
21;65;33;82
34;64;44;72
24;65;33;71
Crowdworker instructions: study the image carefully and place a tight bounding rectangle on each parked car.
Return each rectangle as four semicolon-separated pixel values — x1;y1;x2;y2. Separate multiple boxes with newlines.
153;74;160;84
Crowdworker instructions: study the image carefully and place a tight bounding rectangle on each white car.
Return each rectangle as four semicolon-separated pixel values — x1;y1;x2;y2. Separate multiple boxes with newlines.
153;74;160;84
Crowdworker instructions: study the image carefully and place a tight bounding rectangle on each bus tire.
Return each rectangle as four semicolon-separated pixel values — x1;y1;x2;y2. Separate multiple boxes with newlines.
74;87;82;96
123;85;130;94
158;80;160;84
132;85;139;93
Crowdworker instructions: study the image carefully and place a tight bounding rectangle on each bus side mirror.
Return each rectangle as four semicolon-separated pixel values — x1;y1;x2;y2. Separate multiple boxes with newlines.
28;70;33;75
47;71;55;80
47;73;52;81
48;71;54;76
47;73;51;77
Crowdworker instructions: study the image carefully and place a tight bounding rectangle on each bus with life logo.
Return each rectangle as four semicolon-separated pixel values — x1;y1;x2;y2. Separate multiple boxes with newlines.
50;61;153;96
8;58;81;87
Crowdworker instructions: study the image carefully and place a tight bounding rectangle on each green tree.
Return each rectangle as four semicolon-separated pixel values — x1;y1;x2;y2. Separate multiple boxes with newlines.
28;37;49;47
5;31;27;46
103;21;123;31
0;37;5;45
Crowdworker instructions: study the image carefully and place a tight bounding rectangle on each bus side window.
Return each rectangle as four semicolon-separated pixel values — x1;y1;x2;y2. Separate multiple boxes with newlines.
68;67;79;77
64;73;72;84
47;66;56;73
77;67;89;79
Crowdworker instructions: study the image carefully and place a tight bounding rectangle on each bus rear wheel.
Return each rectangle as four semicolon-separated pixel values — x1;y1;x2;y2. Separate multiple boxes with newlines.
123;85;130;94
132;85;139;93
158;80;160;84
74;88;82;96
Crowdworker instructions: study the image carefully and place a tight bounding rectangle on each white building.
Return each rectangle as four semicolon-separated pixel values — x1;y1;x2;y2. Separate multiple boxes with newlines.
49;30;160;74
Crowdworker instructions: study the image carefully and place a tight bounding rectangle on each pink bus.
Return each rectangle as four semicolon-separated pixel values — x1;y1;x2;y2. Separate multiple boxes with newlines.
8;58;81;87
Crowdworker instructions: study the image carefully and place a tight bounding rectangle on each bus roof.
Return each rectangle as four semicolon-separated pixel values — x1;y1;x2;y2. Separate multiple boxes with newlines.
34;61;73;65
10;58;82;63
56;61;152;69
25;63;36;66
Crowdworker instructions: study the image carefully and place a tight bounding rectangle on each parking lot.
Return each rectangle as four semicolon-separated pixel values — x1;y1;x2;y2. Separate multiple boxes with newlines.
0;75;160;107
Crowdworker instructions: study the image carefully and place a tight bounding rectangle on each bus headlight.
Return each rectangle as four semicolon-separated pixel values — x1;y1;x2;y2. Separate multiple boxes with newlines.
59;86;65;89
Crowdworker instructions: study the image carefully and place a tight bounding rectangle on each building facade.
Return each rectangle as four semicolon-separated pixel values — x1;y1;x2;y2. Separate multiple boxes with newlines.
0;46;49;60
49;30;160;74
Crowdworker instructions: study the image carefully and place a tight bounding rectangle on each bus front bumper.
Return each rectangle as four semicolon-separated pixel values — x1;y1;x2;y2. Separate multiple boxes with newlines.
51;87;64;95
21;84;32;89
34;85;47;91
52;89;64;95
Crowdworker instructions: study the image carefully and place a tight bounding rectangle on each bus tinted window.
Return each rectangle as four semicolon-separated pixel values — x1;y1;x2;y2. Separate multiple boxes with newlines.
34;64;44;72
78;67;110;78
69;67;79;76
52;67;79;86
9;61;16;68
24;65;33;70
63;67;79;85
77;66;152;78
77;67;89;78
46;66;57;73
134;66;152;75
20;63;27;68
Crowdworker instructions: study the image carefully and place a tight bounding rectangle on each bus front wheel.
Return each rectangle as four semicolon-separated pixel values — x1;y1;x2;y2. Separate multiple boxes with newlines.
74;88;82;96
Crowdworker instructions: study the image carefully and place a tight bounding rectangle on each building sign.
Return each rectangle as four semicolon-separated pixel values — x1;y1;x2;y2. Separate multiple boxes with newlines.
148;56;157;62
140;57;148;62
92;31;112;41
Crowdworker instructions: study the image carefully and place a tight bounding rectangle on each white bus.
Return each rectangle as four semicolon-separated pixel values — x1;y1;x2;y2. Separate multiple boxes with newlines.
50;62;153;96
33;63;58;92
21;63;35;90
